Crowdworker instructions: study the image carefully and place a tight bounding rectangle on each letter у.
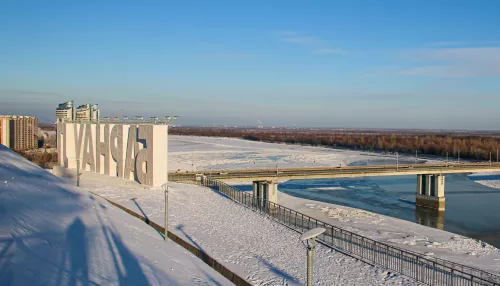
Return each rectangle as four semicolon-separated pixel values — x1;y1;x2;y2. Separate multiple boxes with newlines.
73;124;85;169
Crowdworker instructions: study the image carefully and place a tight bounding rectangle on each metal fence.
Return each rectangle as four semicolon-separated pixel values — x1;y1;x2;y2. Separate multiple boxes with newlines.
169;174;500;286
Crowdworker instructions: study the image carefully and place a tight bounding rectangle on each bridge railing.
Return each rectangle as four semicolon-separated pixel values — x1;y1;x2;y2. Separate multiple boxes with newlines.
169;174;500;286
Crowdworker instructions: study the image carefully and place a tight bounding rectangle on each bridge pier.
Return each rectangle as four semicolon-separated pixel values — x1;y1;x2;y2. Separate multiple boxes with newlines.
416;174;445;211
253;180;278;215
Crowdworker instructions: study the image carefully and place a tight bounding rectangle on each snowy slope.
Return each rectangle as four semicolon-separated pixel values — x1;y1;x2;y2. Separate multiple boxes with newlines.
78;171;417;285
0;145;232;286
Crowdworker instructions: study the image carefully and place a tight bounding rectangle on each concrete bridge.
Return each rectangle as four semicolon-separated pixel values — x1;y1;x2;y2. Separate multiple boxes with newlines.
174;162;500;211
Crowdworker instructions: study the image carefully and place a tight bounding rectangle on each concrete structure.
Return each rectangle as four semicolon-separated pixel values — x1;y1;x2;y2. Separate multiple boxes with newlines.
252;180;278;214
416;174;445;210
0;115;38;150
57;122;168;187
181;163;500;211
75;104;100;122
56;101;75;123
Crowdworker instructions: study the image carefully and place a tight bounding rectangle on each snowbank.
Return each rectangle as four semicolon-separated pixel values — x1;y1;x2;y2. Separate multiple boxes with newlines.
0;145;231;285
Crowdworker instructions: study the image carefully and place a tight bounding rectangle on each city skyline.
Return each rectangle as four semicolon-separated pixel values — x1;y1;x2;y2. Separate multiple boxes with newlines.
1;1;500;129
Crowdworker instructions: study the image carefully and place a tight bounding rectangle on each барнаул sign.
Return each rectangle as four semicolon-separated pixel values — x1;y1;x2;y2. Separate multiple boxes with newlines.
57;123;168;186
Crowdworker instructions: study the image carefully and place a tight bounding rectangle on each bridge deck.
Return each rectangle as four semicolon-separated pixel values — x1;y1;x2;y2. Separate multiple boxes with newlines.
170;162;500;182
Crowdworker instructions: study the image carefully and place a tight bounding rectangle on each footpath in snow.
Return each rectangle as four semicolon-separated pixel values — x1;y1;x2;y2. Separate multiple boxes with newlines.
78;171;416;285
0;145;232;285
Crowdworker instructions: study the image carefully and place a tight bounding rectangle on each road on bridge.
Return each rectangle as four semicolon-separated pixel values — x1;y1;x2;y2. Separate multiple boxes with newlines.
170;162;500;182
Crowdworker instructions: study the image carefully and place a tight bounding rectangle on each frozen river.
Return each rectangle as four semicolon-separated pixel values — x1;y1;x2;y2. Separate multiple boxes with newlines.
170;136;500;249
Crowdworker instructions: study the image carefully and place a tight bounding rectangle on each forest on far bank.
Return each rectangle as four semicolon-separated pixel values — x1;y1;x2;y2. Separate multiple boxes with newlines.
170;127;500;162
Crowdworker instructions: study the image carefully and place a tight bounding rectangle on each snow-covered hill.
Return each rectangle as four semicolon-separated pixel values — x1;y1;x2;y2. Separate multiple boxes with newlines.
0;145;231;285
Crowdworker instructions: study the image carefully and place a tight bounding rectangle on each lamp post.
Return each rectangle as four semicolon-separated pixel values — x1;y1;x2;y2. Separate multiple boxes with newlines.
161;183;169;241
300;228;326;286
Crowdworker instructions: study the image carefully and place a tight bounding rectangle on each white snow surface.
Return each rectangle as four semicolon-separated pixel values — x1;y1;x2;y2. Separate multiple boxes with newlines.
168;135;440;172
78;171;416;285
0;145;232;286
468;172;500;189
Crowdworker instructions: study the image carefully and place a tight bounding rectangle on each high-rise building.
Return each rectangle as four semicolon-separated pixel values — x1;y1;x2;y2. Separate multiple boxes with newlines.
56;101;75;123
75;104;100;122
0;115;38;151
56;101;100;122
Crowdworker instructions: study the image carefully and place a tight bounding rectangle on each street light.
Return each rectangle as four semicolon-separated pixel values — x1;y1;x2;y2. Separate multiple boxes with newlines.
300;228;326;286
161;183;169;241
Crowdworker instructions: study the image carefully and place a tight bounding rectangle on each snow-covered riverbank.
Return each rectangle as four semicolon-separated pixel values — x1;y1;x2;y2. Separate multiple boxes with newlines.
168;135;500;274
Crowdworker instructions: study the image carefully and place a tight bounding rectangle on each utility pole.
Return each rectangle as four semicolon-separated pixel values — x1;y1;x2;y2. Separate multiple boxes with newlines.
490;151;492;167
415;150;418;164
396;152;399;171
458;150;460;163
497;148;499;163
446;151;449;166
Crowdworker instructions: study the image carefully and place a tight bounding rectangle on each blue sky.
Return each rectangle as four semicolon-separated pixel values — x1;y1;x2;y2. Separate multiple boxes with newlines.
1;1;500;129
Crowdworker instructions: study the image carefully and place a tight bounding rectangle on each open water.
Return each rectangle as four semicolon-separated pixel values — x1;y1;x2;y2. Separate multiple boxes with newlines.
249;158;500;248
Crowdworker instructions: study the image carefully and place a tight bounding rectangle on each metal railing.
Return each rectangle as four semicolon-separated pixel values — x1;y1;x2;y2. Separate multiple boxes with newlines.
170;174;500;286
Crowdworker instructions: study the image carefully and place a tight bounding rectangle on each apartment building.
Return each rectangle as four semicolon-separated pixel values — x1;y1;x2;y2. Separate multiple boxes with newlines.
75;104;99;122
56;101;100;123
0;115;38;151
56;101;75;123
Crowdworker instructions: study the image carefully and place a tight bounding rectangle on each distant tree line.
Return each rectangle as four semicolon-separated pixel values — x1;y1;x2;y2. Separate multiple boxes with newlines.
170;127;500;161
